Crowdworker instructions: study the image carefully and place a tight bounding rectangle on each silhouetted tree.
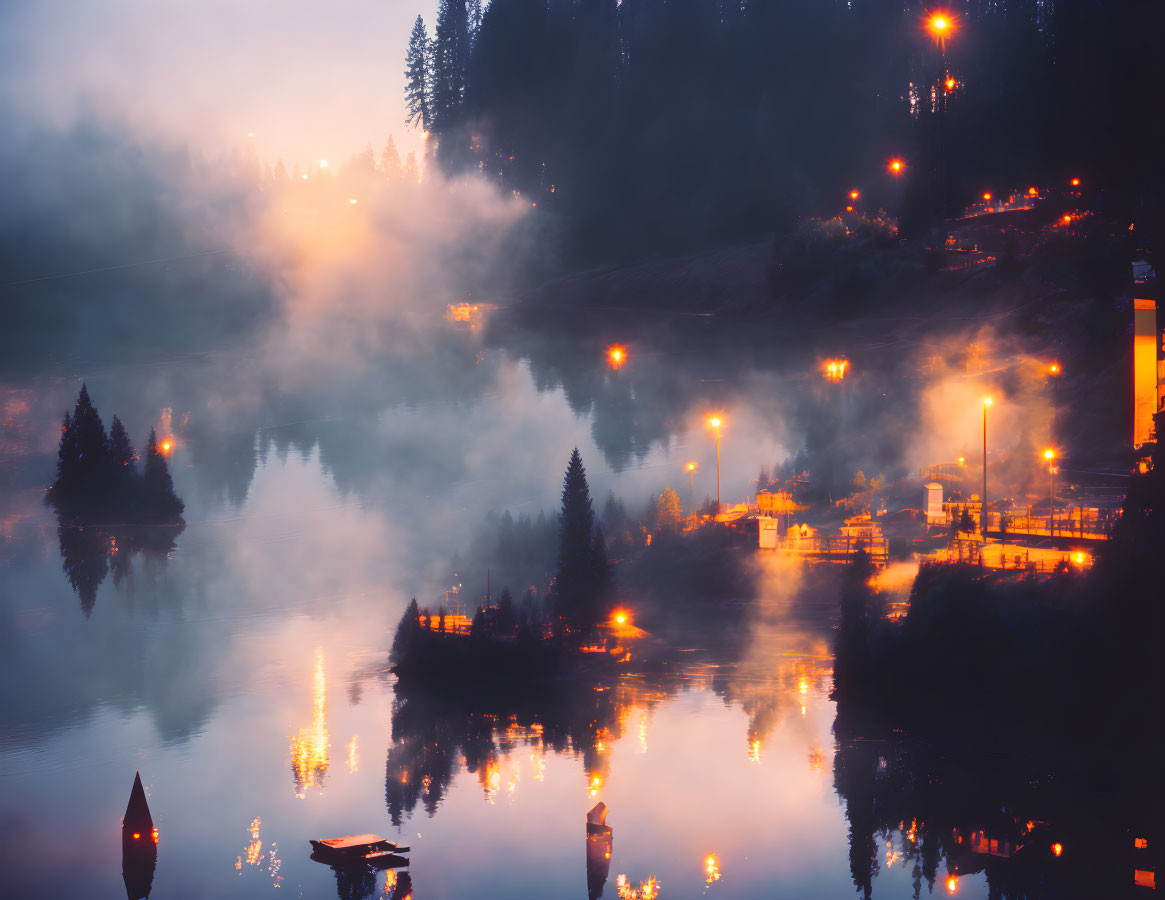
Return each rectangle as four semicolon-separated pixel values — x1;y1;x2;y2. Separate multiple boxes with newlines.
404;16;433;131
431;0;469;136
141;429;184;521
590;525;612;613
555;448;597;631
390;598;422;664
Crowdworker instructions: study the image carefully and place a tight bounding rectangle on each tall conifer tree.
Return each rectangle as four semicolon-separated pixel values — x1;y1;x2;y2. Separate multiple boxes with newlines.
405;16;433;131
555;448;597;630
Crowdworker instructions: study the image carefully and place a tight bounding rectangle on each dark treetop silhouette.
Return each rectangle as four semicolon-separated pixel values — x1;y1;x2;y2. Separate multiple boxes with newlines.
48;385;185;615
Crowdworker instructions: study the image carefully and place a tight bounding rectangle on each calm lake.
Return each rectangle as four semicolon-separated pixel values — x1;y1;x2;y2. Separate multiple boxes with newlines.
1;315;1019;900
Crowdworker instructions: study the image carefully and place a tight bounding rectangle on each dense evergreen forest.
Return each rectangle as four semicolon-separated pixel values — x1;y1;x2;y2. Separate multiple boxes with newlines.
405;0;1162;261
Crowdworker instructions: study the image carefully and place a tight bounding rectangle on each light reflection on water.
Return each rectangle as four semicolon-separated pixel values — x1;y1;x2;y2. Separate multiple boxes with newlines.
0;350;1010;900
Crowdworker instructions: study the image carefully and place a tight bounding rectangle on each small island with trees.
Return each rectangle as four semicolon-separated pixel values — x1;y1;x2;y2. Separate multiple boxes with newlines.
48;384;186;615
389;446;758;684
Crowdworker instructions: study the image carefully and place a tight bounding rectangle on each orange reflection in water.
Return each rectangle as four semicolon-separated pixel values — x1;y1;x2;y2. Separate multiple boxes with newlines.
617;873;660;899
290;650;330;797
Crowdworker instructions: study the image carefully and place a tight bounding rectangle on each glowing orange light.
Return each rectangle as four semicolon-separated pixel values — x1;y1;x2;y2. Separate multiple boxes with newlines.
946;874;959;894
160;440;172;454
889;158;904;174
1049;362;1060;374
1044;448;1055;461
1029;186;1038;196
152;827;159;844
1070;177;1080;187
983;192;993;201
708;416;722;429
614;611;628;626
607;345;627;369
983;397;993;407
929;14;950;34
845;205;853;212
1052;842;1064;857
850;190;860;200
945;77;956;90
824;359;849;382
1062;214;1072;225
1074;552;1084;564
132;833;141;840
687;461;697;472
349;198;358;205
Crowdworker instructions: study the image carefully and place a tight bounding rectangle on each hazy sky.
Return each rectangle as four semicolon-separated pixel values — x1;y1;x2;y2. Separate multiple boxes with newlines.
0;0;436;165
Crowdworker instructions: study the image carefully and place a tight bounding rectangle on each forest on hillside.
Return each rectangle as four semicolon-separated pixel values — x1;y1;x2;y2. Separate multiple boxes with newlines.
405;0;1162;261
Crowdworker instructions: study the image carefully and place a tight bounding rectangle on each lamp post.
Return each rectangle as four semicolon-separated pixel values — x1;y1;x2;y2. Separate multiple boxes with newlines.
708;417;722;515
686;461;698;519
982;397;992;537
1044;449;1056;536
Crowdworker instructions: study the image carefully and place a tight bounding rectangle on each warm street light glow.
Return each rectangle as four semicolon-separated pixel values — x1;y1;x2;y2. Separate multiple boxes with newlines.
1044;448;1055;461
1048;361;1060;374
1029;186;1038;196
824;359;849;382
1062;214;1072;225
349;198;358;205
687;462;697;472
926;11;956;50
983;397;992;407
613;610;628;626
708;416;721;429
945;76;956;90
607;345;627;369
946;874;959;894
1051;842;1064;857
850;190;860;200
160;440;173;454
1070;177;1080;187
958;456;965;464
889;158;904;174
983;192;993;201
845;205;854;212
930;15;949;32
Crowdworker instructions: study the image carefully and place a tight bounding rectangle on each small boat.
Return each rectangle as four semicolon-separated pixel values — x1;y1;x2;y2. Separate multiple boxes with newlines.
309;834;410;866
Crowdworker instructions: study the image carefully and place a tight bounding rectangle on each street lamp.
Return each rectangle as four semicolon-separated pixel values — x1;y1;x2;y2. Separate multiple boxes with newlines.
926;11;956;54
707;417;723;515
981;397;992;537
849;189;860;201
888;158;904;175
607;344;627;370
1043;449;1056;536
686;461;698;518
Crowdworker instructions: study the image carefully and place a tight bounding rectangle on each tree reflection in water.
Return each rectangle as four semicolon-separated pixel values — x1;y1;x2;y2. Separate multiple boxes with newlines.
57;518;183;616
833;720;1163;899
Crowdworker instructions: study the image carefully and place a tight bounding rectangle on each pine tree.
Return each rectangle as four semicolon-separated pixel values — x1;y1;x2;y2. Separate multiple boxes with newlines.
379;136;402;179
141;428;184;521
108;416;135;471
71;384;109;484
391;598;422;664
55;411;76;485
555;448;596;629
405;16;433;131
590;525;612;612
431;0;469;134
655;486;684;531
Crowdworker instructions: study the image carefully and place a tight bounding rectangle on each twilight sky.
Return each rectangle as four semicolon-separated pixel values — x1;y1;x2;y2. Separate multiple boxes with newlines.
0;0;436;165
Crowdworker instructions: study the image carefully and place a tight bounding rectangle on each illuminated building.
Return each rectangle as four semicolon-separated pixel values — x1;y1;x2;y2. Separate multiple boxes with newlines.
1133;297;1159;450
